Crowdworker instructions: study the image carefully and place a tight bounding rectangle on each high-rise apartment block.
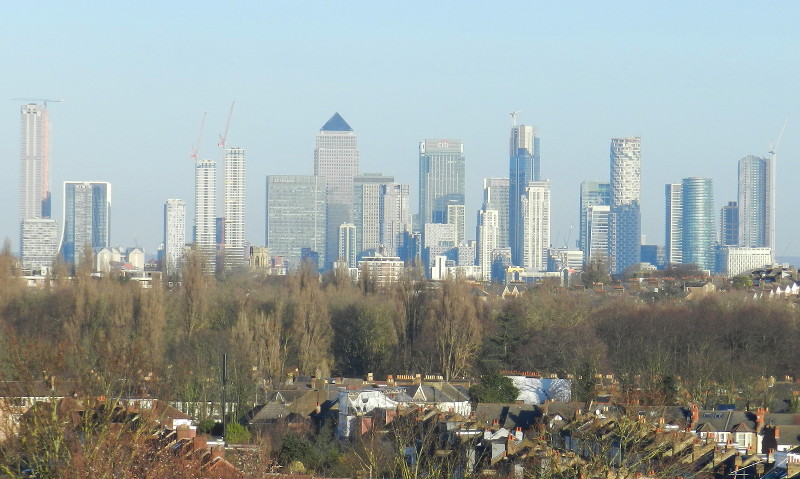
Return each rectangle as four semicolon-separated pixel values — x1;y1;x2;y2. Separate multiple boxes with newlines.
194;159;217;274
609;137;641;275
164;199;187;278
509;125;540;266
418;139;465;227
314;113;359;269
265;175;326;271
353;174;411;257
447;202;465;246
476;208;499;281
738;155;774;258
521;180;550;271
19;103;51;221
720;201;739;247
223;147;246;270
579;181;611;256
380;183;412;257
483;178;509;249
681;177;715;272
20;218;58;272
60;181;111;266
338;223;357;268
585;205;610;265
664;183;683;266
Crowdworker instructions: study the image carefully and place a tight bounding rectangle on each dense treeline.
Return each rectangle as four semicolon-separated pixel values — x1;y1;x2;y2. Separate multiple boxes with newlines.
1;245;799;413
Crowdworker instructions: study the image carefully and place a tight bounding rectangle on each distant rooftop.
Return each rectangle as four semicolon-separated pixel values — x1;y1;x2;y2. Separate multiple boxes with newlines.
321;112;352;132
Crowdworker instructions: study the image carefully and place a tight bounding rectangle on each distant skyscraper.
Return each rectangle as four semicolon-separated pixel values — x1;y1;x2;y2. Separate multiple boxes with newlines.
338;222;357;268
579;181;611;256
446;202;465;245
720;201;739;247
223;147;246;270
19;103;51;222
609;137;641;275
380;183;412;257
585;205;610;265
354;174;393;254
738;155;774;255
477;208;499;281
509;125;540;266
60;181;110;266
20;218;58;272
665;183;683;265
266;175;326;271
521;180;550;271
164;199;186;278
195;159;217;274
681;177;715;271
418;139;465;227
422;222;456;270
483;178;509;249
314;113;359;269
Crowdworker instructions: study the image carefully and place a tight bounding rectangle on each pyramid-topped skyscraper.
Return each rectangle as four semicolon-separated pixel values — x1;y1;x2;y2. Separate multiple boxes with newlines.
314;112;359;269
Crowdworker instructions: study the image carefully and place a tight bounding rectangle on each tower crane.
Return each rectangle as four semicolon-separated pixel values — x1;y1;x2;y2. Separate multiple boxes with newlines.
218;101;235;150
510;110;522;127
190;112;207;161
10;98;64;109
767;117;788;258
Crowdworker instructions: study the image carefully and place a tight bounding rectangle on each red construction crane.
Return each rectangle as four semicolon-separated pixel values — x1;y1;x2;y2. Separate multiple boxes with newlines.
218;101;235;149
190;112;207;161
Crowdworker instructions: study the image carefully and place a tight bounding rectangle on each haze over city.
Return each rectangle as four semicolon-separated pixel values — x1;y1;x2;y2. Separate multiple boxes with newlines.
2;1;799;258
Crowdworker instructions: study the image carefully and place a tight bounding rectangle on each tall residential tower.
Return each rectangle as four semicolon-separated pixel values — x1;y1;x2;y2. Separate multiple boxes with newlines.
164;199;187;278
195;159;217;274
223;147;246;270
609;137;641;275
738;155;774;257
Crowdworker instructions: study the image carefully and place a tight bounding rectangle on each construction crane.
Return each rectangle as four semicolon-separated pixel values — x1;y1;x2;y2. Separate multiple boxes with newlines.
218;101;235;149
768;117;788;255
510;110;522;127
10;98;64;109
190;112;207;161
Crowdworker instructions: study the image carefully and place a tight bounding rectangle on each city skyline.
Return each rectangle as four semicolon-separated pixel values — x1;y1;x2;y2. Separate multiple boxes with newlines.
1;3;798;260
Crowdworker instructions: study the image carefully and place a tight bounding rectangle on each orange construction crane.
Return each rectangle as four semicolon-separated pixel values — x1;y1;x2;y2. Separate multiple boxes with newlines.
218;101;235;149
190;112;207;161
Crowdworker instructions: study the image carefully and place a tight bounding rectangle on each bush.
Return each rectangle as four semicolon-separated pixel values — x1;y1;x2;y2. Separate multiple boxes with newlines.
225;422;251;444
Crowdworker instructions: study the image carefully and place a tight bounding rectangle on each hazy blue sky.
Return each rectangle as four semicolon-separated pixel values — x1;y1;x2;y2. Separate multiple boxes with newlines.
2;1;799;257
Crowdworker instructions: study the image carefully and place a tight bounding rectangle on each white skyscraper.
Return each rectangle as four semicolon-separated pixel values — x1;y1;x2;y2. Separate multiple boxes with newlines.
665;183;683;266
223;147;246;270
483;178;509;249
164;199;187;278
195;159;217;274
19;103;52;222
477;208;499;281
315;113;359;269
380;183;412;257
447;202;465;245
609;137;641;275
522;180;550;271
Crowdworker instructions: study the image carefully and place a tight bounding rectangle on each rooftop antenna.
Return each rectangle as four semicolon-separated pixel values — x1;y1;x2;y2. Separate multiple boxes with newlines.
190;112;207;161
510;110;522;127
